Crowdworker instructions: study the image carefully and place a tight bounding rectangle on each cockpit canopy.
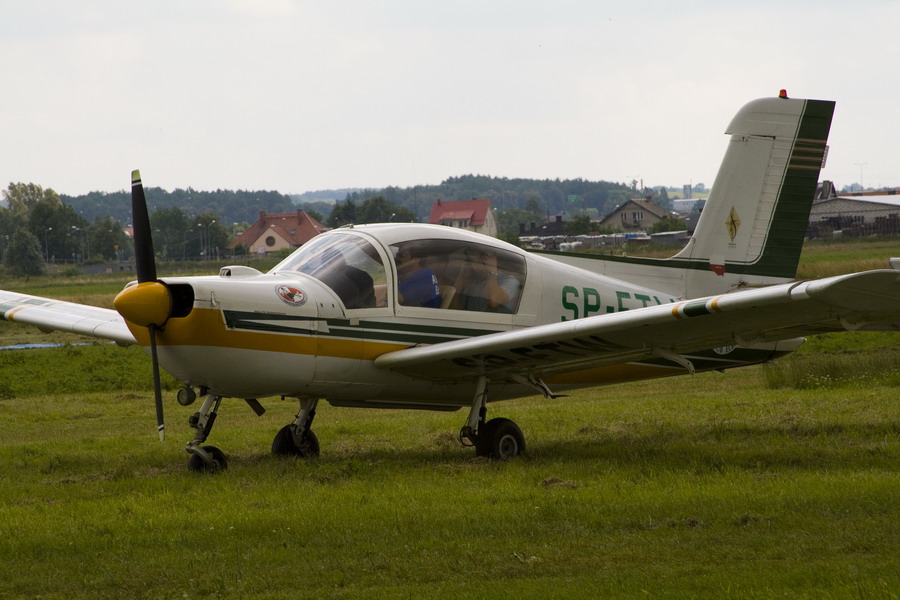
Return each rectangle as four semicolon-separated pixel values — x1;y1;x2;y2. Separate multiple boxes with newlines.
272;231;527;313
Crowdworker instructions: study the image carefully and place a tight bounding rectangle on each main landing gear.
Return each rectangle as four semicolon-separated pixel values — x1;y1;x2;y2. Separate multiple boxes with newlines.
459;376;526;460
272;398;321;458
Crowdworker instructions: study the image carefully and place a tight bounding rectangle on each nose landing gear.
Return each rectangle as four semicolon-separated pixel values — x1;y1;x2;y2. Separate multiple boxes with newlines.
185;393;227;473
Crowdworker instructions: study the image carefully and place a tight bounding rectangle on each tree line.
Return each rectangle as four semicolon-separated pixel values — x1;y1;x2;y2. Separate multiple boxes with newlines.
61;187;296;227
58;175;639;229
0;183;132;276
1;174;652;275
0;183;236;276
342;175;636;222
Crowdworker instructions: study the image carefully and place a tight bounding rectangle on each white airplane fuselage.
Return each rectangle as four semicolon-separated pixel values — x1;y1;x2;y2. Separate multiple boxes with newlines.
139;224;792;410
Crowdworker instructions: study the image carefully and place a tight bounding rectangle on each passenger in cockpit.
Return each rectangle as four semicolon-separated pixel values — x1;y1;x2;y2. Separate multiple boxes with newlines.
395;244;441;308
453;247;520;313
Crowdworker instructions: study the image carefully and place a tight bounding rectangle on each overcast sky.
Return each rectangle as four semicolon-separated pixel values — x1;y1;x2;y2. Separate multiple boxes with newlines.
2;0;898;196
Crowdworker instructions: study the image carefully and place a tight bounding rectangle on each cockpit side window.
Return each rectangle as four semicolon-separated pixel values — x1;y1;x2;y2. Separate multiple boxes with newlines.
273;234;386;309
390;239;526;313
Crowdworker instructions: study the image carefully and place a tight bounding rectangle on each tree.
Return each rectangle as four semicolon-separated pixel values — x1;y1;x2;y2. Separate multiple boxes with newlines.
3;182;59;217
357;197;414;224
189;213;229;259
565;215;594;235
647;216;687;234
5;227;45;276
524;197;544;220
327;199;357;228
89;216;131;260
494;208;534;238
151;207;192;260
27;196;89;261
304;208;324;223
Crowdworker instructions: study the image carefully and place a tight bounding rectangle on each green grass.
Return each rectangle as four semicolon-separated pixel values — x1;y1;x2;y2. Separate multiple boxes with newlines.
762;331;900;389
0;343;898;599
796;237;900;279
0;240;898;598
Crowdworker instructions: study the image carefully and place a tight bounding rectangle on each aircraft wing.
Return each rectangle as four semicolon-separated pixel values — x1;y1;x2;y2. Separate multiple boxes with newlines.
374;270;900;381
0;290;136;346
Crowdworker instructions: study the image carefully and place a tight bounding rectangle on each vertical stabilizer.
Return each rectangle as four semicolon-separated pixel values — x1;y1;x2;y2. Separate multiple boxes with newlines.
672;94;835;297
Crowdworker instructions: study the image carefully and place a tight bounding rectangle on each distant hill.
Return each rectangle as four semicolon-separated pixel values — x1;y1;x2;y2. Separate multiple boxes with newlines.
340;175;635;222
290;189;362;204
60;176;636;226
61;188;295;226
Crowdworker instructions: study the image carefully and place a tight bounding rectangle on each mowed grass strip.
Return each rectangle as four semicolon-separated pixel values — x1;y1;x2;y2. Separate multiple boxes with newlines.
0;344;898;599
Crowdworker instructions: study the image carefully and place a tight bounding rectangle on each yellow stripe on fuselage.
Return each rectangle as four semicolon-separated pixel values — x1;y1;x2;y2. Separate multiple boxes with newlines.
126;308;409;360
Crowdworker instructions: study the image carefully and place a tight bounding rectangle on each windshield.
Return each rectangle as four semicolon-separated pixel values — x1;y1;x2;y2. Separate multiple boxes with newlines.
272;233;386;309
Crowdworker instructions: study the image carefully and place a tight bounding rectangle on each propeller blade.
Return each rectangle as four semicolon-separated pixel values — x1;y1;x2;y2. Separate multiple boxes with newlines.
130;170;165;441
131;169;157;283
149;324;165;441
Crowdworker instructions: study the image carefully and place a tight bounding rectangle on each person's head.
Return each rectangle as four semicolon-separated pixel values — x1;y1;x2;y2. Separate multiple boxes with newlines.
464;247;494;266
395;244;423;273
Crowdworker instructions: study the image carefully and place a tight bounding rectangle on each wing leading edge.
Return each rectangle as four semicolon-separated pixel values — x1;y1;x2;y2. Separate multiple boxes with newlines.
374;270;900;381
0;290;136;346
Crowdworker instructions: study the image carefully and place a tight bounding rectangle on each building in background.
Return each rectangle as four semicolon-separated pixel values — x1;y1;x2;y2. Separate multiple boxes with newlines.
229;210;328;255
429;198;497;237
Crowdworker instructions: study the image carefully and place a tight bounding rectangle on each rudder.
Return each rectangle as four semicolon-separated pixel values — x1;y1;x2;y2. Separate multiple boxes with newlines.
673;94;835;297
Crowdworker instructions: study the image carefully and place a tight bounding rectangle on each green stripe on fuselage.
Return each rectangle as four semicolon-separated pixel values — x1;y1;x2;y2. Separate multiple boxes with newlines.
222;309;502;345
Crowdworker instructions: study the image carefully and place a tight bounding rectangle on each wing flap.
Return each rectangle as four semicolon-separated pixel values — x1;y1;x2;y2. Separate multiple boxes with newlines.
374;270;900;381
0;290;136;346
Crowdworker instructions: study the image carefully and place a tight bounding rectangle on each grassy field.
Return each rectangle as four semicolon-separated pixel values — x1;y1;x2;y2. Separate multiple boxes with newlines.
0;241;898;598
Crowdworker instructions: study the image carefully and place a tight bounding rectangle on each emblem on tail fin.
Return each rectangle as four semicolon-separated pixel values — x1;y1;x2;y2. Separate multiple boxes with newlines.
726;207;741;243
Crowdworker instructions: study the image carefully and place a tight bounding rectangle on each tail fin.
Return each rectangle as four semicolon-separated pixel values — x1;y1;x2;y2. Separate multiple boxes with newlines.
671;94;835;297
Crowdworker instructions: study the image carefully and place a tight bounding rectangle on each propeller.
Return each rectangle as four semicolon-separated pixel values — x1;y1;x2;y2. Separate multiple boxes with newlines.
114;170;172;441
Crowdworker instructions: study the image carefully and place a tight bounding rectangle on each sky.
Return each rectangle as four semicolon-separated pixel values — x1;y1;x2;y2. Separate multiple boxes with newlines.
1;0;899;197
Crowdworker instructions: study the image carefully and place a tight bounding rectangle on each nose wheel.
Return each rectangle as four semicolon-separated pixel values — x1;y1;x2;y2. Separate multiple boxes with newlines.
187;445;227;472
185;393;229;472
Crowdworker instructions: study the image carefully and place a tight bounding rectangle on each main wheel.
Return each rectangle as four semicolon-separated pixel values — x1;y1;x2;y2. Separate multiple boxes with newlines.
272;424;320;458
187;445;228;473
475;417;525;460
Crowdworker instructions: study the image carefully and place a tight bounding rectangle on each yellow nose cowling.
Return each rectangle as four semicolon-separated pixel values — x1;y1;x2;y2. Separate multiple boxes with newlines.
114;281;172;328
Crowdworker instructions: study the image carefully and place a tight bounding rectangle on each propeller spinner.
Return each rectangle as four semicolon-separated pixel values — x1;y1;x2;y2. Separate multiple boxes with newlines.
114;170;173;441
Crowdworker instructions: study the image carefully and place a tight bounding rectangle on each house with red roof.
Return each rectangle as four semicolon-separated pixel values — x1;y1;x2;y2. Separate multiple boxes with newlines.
228;210;328;255
428;198;497;237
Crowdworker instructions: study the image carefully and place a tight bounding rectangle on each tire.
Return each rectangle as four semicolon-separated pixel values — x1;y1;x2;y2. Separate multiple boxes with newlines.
187;445;228;473
272;424;320;458
475;417;525;460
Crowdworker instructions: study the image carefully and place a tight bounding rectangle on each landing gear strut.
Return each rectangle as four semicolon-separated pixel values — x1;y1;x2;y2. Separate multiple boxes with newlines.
272;398;321;458
459;376;526;460
185;392;227;472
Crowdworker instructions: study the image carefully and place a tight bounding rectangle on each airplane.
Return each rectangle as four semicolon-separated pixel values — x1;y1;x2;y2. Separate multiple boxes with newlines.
2;91;899;472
